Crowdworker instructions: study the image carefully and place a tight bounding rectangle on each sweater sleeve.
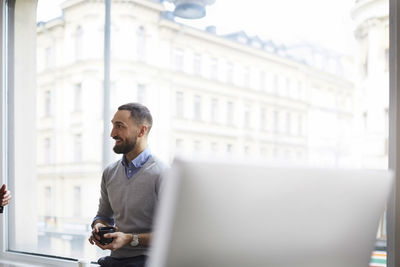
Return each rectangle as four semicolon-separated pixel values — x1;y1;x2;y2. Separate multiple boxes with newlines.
92;167;115;226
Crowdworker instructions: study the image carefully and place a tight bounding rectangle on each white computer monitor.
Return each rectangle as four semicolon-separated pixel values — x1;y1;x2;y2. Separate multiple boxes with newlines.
147;159;393;267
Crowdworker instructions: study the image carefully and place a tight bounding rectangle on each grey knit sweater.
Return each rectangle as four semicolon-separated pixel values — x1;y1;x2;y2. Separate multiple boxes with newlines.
96;155;166;258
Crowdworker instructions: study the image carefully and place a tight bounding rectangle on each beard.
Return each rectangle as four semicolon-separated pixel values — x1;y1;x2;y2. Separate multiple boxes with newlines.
113;135;137;154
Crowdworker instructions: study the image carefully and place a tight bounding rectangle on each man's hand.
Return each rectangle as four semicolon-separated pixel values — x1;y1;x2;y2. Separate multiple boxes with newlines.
96;232;132;251
0;184;11;206
88;221;109;245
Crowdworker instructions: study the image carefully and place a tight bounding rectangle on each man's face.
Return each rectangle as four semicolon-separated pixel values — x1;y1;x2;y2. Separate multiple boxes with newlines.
110;110;139;154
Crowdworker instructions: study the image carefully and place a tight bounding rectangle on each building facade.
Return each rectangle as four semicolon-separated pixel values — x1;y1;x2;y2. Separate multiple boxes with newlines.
352;0;389;246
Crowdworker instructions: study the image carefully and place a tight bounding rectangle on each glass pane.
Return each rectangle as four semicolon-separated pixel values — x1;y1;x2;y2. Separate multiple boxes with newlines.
10;0;388;265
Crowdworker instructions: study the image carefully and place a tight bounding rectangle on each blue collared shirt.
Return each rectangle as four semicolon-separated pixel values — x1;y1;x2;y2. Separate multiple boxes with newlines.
121;147;152;179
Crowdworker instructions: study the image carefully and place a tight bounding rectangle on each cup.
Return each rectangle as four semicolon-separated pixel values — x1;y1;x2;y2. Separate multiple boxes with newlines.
77;258;91;267
97;226;115;245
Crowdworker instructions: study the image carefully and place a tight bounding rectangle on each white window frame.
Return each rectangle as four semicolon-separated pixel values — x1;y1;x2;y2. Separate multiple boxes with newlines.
0;1;76;266
387;0;400;266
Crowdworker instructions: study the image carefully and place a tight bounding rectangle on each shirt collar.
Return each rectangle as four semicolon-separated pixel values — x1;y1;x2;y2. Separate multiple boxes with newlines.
121;147;151;168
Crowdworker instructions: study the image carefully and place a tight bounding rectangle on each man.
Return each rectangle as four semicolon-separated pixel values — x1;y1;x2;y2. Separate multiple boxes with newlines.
89;103;166;267
0;184;11;213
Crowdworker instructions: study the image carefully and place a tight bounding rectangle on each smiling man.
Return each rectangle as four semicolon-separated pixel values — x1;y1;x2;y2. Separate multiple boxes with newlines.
89;103;166;267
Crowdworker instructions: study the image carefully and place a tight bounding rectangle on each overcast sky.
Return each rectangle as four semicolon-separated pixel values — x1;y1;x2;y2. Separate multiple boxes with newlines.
37;0;357;54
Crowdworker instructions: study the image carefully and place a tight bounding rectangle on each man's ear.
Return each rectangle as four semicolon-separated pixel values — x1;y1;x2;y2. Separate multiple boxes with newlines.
138;125;148;137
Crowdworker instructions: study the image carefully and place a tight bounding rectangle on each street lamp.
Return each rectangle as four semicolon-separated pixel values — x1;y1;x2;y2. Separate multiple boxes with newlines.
103;0;112;168
167;0;215;19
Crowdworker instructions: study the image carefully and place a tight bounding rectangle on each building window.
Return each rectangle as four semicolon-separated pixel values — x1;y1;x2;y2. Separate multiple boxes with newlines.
226;144;233;154
173;48;184;72
259;71;266;91
274;110;279;133
244;104;251;128
193;140;201;153
210;57;218;80
73;134;82;162
363;111;368;132
286;112;291;134
226;62;234;83
137;84;146;104
243;66;250;88
44;137;52;164
362;53;368;78
73;186;81;217
273;74;279;94
45;186;52;215
260;107;266;131
193;95;202;121
137;26;146;61
73;83;82;112
44;90;52;116
176;91;184;118
298;114;303;136
227;101;234;125
75;26;83;61
210;142;217;153
285;77;291;97
211;98;219;123
45;46;54;68
297;81;303;100
175;138;184;149
193;53;201;75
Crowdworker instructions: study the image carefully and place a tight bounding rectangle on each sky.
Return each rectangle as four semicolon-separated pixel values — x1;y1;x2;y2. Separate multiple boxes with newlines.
37;0;357;54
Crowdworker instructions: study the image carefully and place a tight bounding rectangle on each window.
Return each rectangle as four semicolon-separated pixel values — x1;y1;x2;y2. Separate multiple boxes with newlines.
173;48;184;71
286;112;291;134
226;62;234;83
73;186;82;217
73;83;82;112
259;71;266;91
176;91;184;118
193;140;201;154
243;66;250;87
226;101;234;126
3;0;395;265
75;26;83;61
44;90;52;116
137;84;146;104
210;142;217;153
244;104;251;128
274;110;279;133
210;57;218;80
273;74;279;94
260;107;266;131
193;95;202;121
137;26;146;61
193;53;201;75
45;186;53;215
45;47;53;68
73;134;82;162
226;144;233;154
211;98;218;123
44;137;52;164
175;139;184;155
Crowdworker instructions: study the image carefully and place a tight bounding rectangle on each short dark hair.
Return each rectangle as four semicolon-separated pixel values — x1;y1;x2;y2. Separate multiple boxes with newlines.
118;103;153;133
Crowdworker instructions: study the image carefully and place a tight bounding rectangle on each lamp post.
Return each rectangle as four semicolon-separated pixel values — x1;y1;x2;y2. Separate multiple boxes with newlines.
167;0;215;19
102;0;111;168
